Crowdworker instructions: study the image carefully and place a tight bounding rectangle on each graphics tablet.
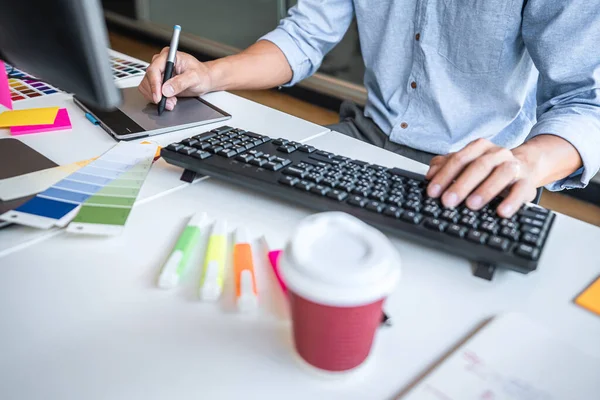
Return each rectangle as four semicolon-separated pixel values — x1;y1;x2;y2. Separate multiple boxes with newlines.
74;87;231;141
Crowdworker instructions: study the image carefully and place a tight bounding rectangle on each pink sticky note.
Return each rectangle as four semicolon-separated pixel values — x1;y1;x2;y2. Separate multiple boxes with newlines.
0;61;12;110
10;108;72;136
268;250;287;296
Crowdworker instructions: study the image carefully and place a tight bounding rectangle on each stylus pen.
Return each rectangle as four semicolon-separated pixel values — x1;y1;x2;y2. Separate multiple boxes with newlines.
157;212;211;289
157;25;182;116
234;228;258;312
199;220;228;301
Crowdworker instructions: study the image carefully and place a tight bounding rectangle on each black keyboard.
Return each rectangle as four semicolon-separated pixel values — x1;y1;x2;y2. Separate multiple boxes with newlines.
161;126;555;275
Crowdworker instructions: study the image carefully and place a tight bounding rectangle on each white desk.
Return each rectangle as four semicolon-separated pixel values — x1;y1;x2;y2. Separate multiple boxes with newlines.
1;127;600;399
0;76;329;255
1;54;599;399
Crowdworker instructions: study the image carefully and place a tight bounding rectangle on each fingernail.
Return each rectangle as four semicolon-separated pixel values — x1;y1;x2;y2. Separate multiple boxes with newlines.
500;204;514;217
467;195;483;210
429;184;442;197
163;84;174;97
444;192;458;208
153;93;160;103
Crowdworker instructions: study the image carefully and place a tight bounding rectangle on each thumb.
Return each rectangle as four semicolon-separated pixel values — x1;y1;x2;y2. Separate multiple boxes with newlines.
162;70;198;97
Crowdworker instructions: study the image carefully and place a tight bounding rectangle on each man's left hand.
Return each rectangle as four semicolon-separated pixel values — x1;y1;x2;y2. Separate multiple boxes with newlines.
425;138;538;218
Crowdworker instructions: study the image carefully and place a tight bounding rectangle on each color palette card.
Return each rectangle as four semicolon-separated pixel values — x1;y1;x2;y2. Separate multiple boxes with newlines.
10;108;72;136
0;142;156;230
0;158;95;201
575;276;600;317
67;145;156;236
0;60;12;110
4;63;61;102
0;107;59;127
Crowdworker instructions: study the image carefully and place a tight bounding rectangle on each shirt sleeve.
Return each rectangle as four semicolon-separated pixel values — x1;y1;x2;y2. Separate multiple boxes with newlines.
258;0;355;86
522;0;600;191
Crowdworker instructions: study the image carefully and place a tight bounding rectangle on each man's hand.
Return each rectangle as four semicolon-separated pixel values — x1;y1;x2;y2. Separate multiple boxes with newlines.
138;48;214;111
425;138;539;218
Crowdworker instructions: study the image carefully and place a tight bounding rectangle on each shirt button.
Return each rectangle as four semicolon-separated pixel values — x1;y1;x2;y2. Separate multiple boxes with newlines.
415;33;421;41
411;81;417;89
400;122;409;129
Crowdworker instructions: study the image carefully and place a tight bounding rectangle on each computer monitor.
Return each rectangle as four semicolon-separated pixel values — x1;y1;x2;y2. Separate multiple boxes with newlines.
0;0;121;109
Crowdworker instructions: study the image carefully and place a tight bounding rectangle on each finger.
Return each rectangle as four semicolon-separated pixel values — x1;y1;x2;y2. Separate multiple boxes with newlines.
165;97;178;111
442;148;514;208
162;70;199;98
465;160;520;210
425;155;447;180
497;179;537;218
427;139;495;198
137;76;152;101
146;53;169;103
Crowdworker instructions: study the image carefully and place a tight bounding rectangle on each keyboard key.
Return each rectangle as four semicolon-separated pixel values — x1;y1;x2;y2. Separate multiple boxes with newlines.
191;151;211;160
521;225;542;236
519;216;544;228
309;154;336;164
383;205;403;218
249;158;268;167
337;182;356;193
441;209;459;223
460;215;478;229
278;176;298;186
366;200;385;213
310;185;331;196
274;157;292;166
231;145;246;154
296;180;315;191
192;141;212;150
321;178;339;188
243;131;264;139
298;145;316;153
306;173;324;183
178;146;197;155
401;211;423;224
446;224;468;238
220;141;233;149
248;150;263;157
166;143;183;151
500;219;518;229
521;233;542;247
467;230;488;245
181;138;198;146
424;218;448;232
519;209;548;221
487;236;510;252
348;195;368;207
272;138;289;146
316;150;333;158
500;227;519;241
252;139;264;147
217;148;237;158
277;145;297;154
207;145;224;154
282;166;307;178
264;161;284;171
423;205;441;217
515;244;540;260
236;154;254;163
369;190;387;202
386;195;404;207
211;126;233;134
405;199;421;212
327;190;349;201
480;221;498;234
194;132;217;141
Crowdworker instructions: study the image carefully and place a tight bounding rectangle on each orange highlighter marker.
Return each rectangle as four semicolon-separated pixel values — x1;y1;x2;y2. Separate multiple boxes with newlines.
234;228;258;312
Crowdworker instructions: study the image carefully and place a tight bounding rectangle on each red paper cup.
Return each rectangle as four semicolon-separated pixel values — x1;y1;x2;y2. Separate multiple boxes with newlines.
280;212;400;374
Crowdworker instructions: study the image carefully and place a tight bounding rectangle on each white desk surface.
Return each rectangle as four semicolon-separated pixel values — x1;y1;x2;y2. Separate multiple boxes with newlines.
0;78;328;255
1;123;599;399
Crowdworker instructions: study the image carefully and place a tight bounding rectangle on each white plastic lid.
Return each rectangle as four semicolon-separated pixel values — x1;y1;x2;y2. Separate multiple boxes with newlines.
279;212;401;307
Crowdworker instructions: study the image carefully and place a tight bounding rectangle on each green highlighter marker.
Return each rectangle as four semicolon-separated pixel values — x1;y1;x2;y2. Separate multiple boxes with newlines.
158;212;211;289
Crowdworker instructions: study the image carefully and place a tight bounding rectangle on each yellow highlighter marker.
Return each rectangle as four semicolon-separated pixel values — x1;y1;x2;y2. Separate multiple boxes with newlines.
199;220;228;301
234;227;258;312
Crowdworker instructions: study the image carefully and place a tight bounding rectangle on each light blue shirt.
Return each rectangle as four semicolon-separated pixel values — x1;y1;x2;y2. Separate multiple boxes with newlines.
261;0;600;190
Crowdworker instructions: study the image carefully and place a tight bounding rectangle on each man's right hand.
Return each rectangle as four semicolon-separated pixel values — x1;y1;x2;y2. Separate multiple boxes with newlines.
138;47;214;111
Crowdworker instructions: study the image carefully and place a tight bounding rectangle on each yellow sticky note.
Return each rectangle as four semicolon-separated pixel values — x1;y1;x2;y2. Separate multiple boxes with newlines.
575;276;600;317
0;107;60;127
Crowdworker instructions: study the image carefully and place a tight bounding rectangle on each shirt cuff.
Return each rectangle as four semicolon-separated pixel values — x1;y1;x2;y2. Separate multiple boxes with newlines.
526;116;600;191
259;28;312;87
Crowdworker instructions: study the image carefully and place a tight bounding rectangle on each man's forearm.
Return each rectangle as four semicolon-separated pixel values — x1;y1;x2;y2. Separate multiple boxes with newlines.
205;41;293;92
512;134;583;187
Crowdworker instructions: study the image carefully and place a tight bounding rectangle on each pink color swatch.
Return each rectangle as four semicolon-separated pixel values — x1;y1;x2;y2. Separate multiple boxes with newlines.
10;108;71;136
0;61;12;110
268;250;287;296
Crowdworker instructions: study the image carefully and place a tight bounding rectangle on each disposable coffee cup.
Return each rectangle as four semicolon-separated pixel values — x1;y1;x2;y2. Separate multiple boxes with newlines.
279;212;401;373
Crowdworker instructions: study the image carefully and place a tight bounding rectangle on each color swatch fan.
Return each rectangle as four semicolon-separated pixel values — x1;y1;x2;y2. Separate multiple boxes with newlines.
0;142;157;234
